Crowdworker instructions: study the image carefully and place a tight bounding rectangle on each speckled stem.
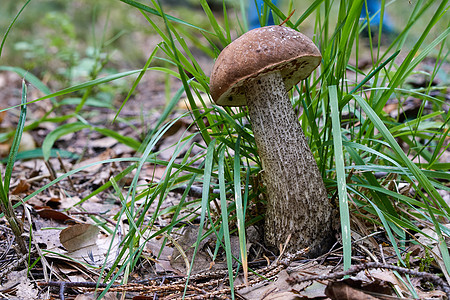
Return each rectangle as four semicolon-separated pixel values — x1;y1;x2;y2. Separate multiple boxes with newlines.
246;71;334;256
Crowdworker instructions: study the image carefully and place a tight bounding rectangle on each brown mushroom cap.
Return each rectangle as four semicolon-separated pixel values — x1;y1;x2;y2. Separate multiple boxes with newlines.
209;26;322;106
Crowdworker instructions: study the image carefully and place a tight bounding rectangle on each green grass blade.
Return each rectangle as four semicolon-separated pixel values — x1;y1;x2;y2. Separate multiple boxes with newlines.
293;0;325;28
404;26;450;77
118;0;211;33
182;139;216;297
0;69;153;112
0;0;31;58
42;122;91;161
261;0;293;27
14;157;140;209
139;84;191;153
154;1;211;146
0;66;55;104
233;135;248;284
113;47;158;122
218;146;235;299
0;149;78;163
329;86;351;271
93;127;141;150
199;0;229;45
354;95;448;210
369;199;418;297
4;80;27;191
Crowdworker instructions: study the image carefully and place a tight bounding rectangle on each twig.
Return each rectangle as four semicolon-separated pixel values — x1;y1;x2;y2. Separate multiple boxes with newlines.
287;261;450;298
38;281;118;300
0;252;28;278
279;9;295;27
41;249;309;299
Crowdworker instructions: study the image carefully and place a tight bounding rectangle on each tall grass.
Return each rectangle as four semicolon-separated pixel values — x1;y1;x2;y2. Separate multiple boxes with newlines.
1;0;449;298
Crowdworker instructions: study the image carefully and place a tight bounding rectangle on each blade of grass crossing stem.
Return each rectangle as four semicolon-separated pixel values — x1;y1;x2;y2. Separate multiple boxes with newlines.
182;139;216;298
219;146;235;299
329;86;351;271
234;135;248;285
354;95;450;276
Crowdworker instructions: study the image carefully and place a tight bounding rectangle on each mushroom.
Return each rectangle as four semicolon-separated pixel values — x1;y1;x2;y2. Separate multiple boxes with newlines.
209;26;334;256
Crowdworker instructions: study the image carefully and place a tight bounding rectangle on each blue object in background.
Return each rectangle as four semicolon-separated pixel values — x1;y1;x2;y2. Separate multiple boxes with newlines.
248;0;278;30
248;0;393;33
360;0;394;33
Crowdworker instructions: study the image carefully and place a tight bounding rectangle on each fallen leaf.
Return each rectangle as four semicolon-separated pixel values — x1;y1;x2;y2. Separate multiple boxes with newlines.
11;179;31;195
60;224;99;252
325;281;379;300
37;208;74;222
300;281;327;298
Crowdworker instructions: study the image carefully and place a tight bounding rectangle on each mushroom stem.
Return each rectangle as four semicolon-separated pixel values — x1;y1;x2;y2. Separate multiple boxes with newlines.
245;71;334;256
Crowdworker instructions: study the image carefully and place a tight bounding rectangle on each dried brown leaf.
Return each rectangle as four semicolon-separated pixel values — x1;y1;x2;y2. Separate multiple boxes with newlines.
37;208;74;221
60;224;99;252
